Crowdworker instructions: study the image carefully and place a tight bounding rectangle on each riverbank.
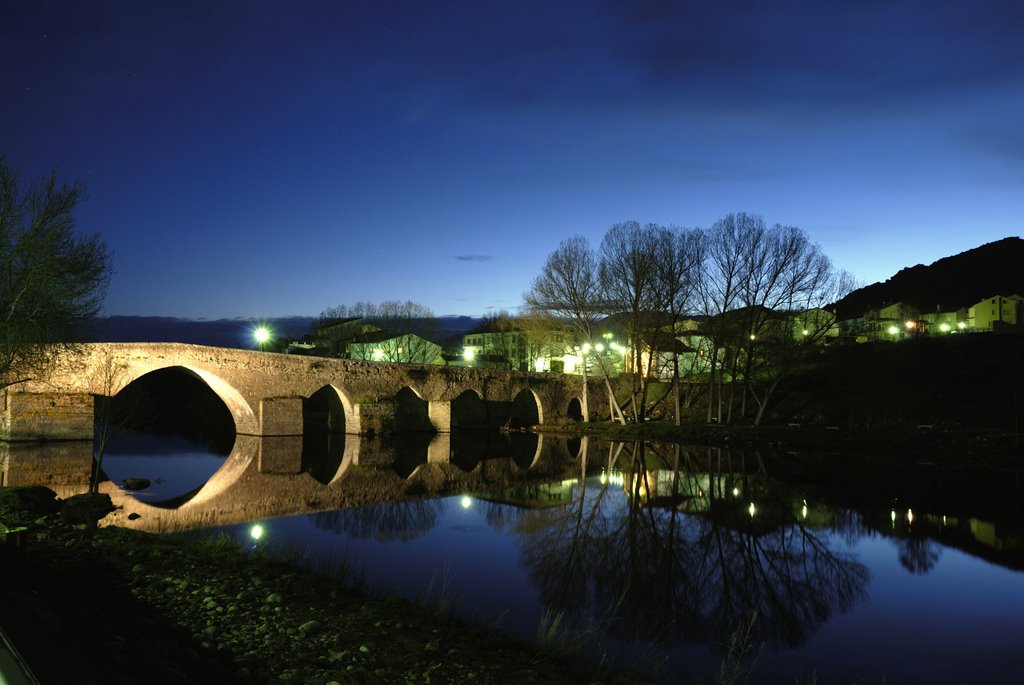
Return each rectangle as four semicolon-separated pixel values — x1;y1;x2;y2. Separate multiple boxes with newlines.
0;487;649;685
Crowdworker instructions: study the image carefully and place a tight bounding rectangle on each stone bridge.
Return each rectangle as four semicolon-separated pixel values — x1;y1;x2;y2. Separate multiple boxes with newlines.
1;343;588;443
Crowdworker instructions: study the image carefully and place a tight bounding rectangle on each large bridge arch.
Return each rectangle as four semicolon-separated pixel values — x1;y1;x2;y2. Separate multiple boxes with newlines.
114;363;259;436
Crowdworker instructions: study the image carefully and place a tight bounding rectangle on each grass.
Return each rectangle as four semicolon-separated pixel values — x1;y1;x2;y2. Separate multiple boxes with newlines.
714;611;764;685
418;563;463;619
535;610;584;654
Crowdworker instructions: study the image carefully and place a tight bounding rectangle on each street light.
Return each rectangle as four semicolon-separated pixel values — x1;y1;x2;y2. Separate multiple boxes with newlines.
253;325;271;351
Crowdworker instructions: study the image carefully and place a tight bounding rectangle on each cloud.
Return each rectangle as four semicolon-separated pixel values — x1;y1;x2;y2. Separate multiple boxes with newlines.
455;254;497;262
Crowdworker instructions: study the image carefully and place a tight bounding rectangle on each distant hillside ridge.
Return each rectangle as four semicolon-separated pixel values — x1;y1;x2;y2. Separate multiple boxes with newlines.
95;314;482;349
834;236;1024;319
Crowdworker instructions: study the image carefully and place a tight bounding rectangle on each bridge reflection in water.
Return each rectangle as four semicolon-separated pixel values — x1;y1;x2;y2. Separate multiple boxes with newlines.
4;437;1024;684
2;431;597;531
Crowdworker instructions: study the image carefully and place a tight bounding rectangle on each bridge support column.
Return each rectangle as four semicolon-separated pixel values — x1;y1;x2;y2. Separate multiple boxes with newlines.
354;402;395;436
1;440;93;490
427;433;451;463
343;407;362;435
258;397;303;436
428;401;451;433
1;391;94;441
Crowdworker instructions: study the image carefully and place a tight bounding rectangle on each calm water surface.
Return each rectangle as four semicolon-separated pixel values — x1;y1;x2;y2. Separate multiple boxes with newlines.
79;432;1024;683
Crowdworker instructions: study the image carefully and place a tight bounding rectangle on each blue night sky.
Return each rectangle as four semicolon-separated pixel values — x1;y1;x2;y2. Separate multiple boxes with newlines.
2;1;1021;320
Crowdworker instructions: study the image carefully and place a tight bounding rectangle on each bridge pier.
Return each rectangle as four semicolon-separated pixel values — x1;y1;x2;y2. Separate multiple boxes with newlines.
428;401;451;433
258;397;304;436
257;436;304;474
1;391;94;441
427;433;451;463
353;402;394;436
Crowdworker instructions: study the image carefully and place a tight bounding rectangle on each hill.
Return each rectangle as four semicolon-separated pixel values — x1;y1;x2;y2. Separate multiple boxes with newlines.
94;316;318;348
834;236;1024;319
94;315;481;349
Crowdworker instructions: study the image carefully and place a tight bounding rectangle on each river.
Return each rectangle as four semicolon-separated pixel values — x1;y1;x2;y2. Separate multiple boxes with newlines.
3;428;1023;684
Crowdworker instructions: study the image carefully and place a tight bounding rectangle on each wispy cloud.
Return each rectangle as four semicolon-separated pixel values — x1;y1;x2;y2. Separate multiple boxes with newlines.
455;254;497;262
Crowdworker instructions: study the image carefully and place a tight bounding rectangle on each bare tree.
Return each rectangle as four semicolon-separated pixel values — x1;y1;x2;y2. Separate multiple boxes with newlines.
598;221;666;422
745;265;854;425
733;222;850;424
694;215;852;425
696;213;756;423
0;157;111;390
653;226;704;426
524;236;625;423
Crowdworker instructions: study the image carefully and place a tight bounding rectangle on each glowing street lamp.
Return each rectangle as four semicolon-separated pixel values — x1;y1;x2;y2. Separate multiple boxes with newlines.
253;325;272;351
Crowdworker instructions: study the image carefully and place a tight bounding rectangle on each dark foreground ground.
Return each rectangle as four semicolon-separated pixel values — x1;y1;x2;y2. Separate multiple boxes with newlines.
0;488;645;685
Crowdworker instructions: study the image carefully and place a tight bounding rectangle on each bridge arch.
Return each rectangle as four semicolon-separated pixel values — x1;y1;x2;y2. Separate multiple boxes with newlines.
451;388;486;430
394;386;434;432
566;396;585;423
112;363;258;436
510;388;541;429
304;384;356;433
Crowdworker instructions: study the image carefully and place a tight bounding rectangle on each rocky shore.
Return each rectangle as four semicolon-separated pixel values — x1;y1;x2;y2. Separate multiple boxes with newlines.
0;487;644;685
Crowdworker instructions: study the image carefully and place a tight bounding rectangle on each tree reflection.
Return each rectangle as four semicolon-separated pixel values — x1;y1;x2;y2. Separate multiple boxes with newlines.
898;537;942;574
512;442;869;651
310;499;446;542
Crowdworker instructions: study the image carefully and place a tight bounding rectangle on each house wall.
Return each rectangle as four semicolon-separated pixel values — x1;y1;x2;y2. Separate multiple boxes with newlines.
971;295;1023;331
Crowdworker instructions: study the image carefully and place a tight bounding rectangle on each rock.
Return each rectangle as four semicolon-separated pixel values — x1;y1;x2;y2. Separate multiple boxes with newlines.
60;492;116;526
298;619;322;635
265;592;283;604
121;478;151;491
0;485;60;525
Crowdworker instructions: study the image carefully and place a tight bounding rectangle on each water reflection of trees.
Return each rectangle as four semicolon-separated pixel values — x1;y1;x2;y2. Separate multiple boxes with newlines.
510;443;868;650
897;537;942;574
310;499;447;542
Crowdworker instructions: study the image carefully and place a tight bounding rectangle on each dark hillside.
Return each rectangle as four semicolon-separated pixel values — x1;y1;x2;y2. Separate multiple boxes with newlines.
834;236;1024;319
777;333;1024;437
